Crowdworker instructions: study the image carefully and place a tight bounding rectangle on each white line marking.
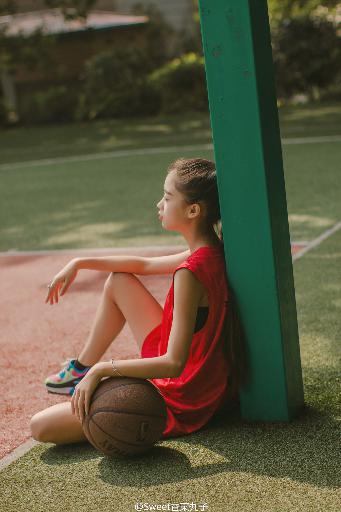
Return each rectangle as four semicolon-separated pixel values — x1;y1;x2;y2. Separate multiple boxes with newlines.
0;135;340;171
282;135;341;145
0;245;187;257
0;439;41;471
292;220;341;261
0;228;338;260
0;242;309;257
0;144;213;171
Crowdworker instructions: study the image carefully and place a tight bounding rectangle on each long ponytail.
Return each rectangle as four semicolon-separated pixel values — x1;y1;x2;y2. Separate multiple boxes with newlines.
218;223;250;403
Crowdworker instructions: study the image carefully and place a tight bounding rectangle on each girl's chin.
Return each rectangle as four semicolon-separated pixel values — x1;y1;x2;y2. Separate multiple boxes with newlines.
161;220;170;230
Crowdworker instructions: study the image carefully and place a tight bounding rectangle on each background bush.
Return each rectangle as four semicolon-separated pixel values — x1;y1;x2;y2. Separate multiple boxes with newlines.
148;52;208;114
0;97;9;127
19;84;78;124
1;3;340;126
76;47;162;120
272;15;341;99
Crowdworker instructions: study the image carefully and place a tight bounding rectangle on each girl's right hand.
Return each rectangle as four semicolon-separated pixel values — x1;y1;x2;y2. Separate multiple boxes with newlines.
45;259;79;305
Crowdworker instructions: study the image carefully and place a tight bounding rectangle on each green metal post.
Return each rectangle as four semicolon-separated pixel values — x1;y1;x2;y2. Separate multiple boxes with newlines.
198;0;305;420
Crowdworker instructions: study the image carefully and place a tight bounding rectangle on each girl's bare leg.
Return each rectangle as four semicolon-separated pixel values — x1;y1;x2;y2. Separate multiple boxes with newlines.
30;272;164;444
30;402;87;445
78;271;164;365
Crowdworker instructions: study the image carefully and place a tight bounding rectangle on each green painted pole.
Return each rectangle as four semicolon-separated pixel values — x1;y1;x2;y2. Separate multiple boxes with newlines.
198;0;305;421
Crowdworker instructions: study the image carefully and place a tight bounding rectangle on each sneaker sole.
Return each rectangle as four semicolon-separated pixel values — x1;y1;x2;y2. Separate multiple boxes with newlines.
47;387;74;396
44;373;87;388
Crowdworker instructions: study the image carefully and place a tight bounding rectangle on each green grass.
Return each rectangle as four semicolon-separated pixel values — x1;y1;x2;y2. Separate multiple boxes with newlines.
0;101;340;251
284;141;341;241
0;228;339;512
0;111;213;165
0;101;340;164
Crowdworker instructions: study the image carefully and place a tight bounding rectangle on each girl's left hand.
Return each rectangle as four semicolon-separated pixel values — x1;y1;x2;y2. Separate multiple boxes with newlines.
71;366;102;425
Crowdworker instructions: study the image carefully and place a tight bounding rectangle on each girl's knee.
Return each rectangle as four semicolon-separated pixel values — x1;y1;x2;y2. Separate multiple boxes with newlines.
30;403;87;445
30;412;48;443
104;271;133;292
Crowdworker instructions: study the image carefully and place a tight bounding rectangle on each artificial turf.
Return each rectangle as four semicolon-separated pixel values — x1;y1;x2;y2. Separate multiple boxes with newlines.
0;103;340;251
0;102;340;165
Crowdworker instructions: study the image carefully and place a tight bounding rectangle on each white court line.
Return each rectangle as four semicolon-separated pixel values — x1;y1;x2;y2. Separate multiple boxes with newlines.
1;222;340;469
0;143;213;171
0;439;40;471
282;135;341;145
292;220;341;261
0;241;308;257
0;245;187;257
0;135;340;171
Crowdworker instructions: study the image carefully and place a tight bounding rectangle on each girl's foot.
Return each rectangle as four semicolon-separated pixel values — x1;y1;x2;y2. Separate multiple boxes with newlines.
44;358;92;396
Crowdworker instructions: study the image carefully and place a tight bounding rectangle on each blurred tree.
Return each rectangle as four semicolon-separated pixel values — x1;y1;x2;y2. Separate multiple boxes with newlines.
189;0;340;102
0;0;16;14
268;0;340;25
0;0;97;123
129;2;175;64
0;0;98;74
0;0;97;17
44;0;97;20
272;15;340;99
190;0;340;27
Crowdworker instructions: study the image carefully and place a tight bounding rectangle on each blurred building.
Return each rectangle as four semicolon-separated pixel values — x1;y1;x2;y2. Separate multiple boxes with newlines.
113;0;195;33
1;1;196;118
0;8;150;116
13;0;196;33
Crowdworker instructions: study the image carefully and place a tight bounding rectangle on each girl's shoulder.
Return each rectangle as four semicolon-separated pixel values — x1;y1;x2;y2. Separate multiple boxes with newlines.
184;243;225;267
174;243;225;284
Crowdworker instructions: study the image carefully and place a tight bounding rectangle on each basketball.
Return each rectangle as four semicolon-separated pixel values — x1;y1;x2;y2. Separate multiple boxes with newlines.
82;376;167;457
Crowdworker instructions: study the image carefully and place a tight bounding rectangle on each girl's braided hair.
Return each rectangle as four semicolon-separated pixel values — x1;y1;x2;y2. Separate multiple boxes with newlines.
167;157;249;401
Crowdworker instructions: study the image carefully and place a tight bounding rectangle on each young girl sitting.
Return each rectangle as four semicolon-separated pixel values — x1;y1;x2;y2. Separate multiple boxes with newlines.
30;157;248;445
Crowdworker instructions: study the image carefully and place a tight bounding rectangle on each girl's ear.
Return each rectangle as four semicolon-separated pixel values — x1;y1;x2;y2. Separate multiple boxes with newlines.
188;203;202;219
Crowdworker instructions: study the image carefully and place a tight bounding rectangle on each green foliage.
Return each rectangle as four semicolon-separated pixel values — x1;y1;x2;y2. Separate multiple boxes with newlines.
0;96;9;126
20;85;78;124
76;47;161;120
0;0;96;19
148;53;208;114
268;0;340;25
75;4;176;120
129;2;176;66
0;0;17;15
272;15;341;98
1;1;340;124
0;27;58;78
180;1;341;104
44;0;96;20
0;0;98;75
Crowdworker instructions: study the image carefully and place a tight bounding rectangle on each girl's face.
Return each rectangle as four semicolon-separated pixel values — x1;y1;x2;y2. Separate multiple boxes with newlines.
156;171;194;232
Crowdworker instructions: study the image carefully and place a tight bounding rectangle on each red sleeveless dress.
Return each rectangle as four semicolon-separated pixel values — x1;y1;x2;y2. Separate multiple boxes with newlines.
141;241;234;439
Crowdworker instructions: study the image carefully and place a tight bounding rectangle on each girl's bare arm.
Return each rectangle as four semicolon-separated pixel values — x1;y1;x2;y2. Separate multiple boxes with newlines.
95;354;180;380
45;250;190;304
73;248;190;275
73;255;147;274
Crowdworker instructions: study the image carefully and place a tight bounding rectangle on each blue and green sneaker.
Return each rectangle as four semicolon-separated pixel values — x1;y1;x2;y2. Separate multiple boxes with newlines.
44;358;92;396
